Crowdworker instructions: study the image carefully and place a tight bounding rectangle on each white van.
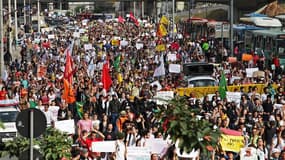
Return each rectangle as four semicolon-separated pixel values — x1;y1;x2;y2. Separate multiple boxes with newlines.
0;100;19;143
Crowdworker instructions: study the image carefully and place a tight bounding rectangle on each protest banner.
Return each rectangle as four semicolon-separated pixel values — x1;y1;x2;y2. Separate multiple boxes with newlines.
220;134;244;152
145;138;168;154
176;84;278;98
91;141;116;152
54;119;75;134
153;91;174;105
169;64;181;73
127;147;150;160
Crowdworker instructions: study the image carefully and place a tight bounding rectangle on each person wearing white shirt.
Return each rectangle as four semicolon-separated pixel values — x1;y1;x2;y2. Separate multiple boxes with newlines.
42;104;55;126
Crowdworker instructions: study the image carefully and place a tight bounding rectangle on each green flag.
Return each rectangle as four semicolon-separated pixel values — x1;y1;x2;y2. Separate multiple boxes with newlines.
114;55;121;72
219;72;227;100
76;102;84;119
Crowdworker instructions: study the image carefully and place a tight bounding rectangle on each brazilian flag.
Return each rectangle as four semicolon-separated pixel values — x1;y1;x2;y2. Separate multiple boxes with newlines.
114;55;121;72
76;102;84;119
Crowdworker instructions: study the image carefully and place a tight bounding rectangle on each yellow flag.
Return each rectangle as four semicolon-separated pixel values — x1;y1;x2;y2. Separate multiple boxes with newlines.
117;73;123;83
159;24;168;36
155;44;166;52
111;39;120;46
160;16;169;25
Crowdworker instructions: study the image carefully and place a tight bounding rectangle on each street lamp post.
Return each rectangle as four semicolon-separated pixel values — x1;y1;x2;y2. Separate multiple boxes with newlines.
37;0;40;33
8;0;12;54
230;0;234;56
172;0;175;37
14;0;18;44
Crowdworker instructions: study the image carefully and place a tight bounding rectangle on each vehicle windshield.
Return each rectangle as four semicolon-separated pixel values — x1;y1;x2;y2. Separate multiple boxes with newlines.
189;79;216;87
0;111;18;123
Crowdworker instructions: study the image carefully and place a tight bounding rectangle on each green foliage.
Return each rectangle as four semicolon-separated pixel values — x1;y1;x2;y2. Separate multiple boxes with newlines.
0;121;4;129
0;127;72;159
156;96;221;158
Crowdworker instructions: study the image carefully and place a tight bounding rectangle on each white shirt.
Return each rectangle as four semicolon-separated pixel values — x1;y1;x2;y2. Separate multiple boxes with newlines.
115;140;126;160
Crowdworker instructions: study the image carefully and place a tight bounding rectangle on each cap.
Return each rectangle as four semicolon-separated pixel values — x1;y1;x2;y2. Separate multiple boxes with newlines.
120;110;126;116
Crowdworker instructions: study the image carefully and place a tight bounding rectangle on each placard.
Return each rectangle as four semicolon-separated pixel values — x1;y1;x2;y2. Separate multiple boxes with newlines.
167;54;177;62
84;44;93;51
169;64;181;73
73;32;80;38
54;119;75;134
226;92;241;104
136;43;144;49
220;134;244;152
48;34;55;39
145;139;168;154
246;68;259;77
91;141;116;152
127;147;150;160
153;91;174;105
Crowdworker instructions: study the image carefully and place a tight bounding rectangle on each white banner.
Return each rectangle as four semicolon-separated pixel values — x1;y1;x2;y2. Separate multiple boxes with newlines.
54;119;75;134
91;141;116;152
145;139;168;154
169;64;181;73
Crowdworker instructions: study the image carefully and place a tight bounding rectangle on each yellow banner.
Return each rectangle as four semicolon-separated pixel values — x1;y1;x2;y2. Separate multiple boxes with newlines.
176;84;277;98
220;134;244;152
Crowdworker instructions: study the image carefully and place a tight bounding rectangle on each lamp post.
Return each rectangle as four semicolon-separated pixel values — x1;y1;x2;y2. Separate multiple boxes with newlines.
14;0;18;44
8;0;12;54
37;0;40;33
172;0;175;37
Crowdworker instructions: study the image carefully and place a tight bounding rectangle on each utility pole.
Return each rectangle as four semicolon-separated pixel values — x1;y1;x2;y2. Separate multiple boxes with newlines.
37;0;40;33
172;0;175;37
14;0;18;44
0;0;4;76
8;0;12;54
24;0;26;24
141;0;144;18
230;0;234;56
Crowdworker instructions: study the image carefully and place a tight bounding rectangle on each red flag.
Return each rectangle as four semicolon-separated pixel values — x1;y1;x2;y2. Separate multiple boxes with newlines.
171;42;180;50
101;61;112;91
129;12;139;27
118;16;125;23
64;50;74;84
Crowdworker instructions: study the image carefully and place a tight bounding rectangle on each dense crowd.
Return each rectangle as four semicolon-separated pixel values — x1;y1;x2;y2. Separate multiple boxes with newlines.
3;15;285;160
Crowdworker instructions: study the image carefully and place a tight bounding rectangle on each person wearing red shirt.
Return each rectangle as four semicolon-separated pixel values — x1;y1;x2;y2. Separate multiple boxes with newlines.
86;130;105;160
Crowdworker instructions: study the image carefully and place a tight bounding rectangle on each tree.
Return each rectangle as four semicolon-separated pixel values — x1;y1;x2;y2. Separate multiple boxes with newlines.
156;96;221;158
0;127;73;159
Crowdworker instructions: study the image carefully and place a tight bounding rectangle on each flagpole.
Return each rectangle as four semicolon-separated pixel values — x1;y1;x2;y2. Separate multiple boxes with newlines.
8;0;12;53
142;0;144;18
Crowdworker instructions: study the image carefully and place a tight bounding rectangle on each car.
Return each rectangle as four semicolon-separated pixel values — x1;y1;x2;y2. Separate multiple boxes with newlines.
183;62;217;87
0;99;20;143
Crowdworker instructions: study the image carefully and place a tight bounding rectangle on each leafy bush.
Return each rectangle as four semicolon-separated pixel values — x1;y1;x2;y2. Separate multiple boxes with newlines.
0;127;72;159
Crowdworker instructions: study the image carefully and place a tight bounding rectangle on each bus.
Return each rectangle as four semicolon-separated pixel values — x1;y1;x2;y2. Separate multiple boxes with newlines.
239;16;282;30
245;29;285;66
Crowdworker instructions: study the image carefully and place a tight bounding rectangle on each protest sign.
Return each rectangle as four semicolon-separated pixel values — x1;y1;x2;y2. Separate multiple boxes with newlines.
240;147;258;160
220;134;244;152
127;147;150;160
136;43;144;50
145;138;168;154
246;68;259;77
167;54;177;61
73;32;80;38
54;120;75;134
48;34;55;39
169;64;181;73
153;91;174;105
226;92;241;104
91;141;116;152
84;44;93;51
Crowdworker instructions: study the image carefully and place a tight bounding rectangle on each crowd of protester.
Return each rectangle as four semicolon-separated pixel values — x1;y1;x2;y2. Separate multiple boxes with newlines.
2;14;285;160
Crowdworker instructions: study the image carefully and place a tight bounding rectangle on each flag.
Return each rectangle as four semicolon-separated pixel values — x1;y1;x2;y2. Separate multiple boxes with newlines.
118;16;125;23
114;55;121;72
157;24;168;37
76;102;84;119
117;73;123;83
153;55;166;77
102;61;112;91
155;44;166;52
129;12;139;27
64;51;74;84
219;72;227;100
62;79;76;104
160;16;169;25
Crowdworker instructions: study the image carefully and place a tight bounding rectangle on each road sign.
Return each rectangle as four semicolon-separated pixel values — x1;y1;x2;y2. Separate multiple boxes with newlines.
16;108;47;138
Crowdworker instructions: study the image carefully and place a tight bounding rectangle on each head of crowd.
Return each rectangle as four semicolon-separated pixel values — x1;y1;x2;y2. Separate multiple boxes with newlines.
3;15;285;160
